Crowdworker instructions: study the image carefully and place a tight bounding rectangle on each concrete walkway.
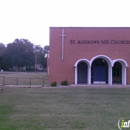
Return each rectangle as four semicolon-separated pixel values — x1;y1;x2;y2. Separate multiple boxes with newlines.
1;84;130;88
1;85;43;88
69;84;130;88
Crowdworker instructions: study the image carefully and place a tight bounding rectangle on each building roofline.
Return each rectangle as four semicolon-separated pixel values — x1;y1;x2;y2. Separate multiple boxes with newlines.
50;27;130;29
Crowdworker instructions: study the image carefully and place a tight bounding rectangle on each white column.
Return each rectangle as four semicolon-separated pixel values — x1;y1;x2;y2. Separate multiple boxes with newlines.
122;67;126;85
88;66;91;85
108;66;112;85
75;66;77;84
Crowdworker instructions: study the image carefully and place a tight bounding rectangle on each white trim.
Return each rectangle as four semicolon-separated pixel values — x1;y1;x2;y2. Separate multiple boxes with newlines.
90;55;112;67
88;66;91;85
74;58;90;67
112;59;129;67
122;67;126;85
108;65;112;85
75;66;77;84
93;81;106;84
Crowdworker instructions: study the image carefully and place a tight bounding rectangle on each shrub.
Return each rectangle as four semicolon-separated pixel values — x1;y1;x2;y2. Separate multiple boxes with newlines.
51;82;57;87
61;80;68;86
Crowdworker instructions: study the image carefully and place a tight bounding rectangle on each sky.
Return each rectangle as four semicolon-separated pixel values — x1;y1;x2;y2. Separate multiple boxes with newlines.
0;0;130;47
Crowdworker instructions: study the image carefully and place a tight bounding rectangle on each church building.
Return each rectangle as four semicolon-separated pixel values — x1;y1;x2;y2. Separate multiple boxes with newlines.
48;27;130;85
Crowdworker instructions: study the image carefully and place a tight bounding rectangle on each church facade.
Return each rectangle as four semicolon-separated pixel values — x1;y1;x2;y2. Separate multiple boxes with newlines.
48;27;130;85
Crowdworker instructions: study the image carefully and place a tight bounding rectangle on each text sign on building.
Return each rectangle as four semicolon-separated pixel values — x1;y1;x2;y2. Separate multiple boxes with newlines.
70;40;130;44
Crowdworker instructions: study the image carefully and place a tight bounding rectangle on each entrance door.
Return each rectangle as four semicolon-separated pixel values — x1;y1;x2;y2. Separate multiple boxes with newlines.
93;66;106;83
92;58;108;84
78;62;87;83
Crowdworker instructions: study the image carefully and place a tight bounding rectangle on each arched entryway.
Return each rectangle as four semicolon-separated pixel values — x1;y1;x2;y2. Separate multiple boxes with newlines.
74;56;128;85
91;58;108;84
77;62;87;83
74;58;90;84
112;62;122;84
112;59;128;85
90;55;112;85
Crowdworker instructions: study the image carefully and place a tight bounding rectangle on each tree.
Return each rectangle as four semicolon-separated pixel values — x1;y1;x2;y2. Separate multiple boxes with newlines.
0;43;6;70
44;45;49;54
0;39;49;71
43;45;49;68
34;45;49;69
5;39;35;71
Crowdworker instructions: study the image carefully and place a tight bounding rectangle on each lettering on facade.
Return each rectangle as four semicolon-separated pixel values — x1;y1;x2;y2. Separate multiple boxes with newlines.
70;40;130;44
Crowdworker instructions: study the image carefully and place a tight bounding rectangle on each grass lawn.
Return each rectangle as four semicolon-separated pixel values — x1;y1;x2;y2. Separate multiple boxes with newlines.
0;72;48;86
0;87;130;130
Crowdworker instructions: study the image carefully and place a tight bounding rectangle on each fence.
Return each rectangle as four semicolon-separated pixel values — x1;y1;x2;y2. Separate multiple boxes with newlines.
0;76;46;86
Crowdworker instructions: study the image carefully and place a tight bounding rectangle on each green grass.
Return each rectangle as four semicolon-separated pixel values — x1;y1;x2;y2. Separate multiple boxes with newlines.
0;72;48;86
0;87;130;130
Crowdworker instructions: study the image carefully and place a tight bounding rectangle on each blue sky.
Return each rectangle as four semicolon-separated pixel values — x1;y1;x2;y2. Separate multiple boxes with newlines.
0;0;130;47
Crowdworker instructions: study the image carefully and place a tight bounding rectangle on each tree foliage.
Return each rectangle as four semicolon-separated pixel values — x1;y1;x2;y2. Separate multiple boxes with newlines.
0;39;49;71
34;45;48;68
7;39;34;68
0;43;6;70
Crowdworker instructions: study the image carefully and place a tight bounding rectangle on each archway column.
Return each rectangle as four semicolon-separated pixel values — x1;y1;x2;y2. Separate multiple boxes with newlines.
88;66;91;85
122;67;126;85
108;66;112;85
75;66;77;84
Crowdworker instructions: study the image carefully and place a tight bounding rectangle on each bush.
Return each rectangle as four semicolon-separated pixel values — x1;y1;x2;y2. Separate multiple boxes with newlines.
61;80;68;86
51;82;57;87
